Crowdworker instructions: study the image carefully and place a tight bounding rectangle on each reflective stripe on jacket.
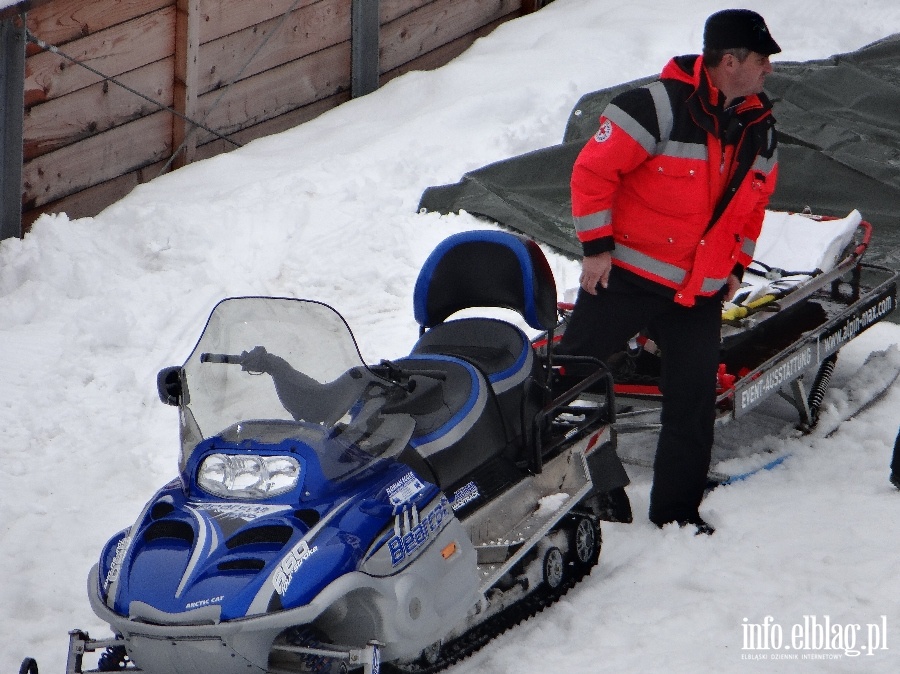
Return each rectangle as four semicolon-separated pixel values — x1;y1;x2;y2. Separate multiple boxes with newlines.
571;54;778;306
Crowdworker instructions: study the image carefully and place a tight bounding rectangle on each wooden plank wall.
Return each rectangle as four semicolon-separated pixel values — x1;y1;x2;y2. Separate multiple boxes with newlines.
18;0;543;230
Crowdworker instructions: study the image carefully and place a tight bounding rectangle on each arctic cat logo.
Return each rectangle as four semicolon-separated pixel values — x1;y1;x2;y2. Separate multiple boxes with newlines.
273;540;319;596
388;497;450;566
185;595;224;610
103;535;132;590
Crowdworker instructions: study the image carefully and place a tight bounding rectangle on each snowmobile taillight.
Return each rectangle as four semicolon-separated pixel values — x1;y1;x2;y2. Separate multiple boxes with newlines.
197;453;301;499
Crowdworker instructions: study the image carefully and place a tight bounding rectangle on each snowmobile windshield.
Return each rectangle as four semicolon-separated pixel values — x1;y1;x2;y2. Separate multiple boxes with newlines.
177;297;414;478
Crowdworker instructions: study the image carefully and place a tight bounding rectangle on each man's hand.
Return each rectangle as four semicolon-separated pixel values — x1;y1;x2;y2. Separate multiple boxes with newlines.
580;252;612;295
724;274;741;302
240;345;270;373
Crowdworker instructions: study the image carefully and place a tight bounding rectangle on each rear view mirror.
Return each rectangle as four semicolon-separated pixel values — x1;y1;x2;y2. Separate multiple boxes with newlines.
157;366;183;406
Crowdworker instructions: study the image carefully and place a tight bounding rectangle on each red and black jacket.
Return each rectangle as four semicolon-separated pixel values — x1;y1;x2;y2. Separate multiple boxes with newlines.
571;54;778;306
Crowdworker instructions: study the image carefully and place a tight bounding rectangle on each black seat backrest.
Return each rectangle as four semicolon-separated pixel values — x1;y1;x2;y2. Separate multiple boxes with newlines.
413;230;557;332
412;231;558;449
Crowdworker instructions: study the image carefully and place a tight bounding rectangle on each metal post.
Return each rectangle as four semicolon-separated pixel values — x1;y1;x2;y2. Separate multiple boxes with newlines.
351;0;379;98
1;14;26;240
172;0;201;170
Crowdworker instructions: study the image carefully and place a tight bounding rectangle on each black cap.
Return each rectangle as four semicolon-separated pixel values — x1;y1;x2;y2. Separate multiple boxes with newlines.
704;9;781;56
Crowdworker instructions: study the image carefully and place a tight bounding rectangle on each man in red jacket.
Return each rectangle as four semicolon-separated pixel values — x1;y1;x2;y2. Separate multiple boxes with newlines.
558;9;781;534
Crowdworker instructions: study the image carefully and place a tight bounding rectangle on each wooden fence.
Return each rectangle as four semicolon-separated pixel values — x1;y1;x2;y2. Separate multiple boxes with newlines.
0;0;552;239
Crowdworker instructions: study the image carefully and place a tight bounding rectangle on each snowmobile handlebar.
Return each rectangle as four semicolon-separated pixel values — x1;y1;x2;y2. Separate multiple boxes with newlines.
199;353;447;383
200;352;243;364
371;359;447;390
201;347;282;372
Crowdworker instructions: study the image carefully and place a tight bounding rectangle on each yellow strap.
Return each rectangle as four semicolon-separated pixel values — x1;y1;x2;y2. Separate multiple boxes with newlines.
721;294;778;321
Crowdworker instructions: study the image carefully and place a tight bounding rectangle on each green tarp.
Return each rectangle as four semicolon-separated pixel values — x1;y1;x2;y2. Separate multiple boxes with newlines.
419;35;900;268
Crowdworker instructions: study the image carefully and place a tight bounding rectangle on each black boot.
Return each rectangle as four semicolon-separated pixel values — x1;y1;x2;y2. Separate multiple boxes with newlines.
653;514;715;536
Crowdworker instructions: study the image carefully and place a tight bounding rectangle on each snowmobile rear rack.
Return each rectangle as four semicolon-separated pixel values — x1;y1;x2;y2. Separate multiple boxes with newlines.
532;353;614;473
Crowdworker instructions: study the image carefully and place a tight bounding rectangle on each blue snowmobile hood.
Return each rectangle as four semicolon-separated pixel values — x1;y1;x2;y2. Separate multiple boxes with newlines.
98;431;441;622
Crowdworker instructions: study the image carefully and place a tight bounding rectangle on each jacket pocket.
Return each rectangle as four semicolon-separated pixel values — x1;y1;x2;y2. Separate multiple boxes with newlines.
632;160;708;217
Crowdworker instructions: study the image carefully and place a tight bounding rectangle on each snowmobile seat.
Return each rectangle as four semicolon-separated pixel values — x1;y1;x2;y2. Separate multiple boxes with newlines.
411;230;557;448
412;317;534;400
394;354;509;489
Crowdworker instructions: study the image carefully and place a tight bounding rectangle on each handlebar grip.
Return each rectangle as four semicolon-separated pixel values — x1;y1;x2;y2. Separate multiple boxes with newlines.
374;360;447;382
200;353;242;364
409;369;447;381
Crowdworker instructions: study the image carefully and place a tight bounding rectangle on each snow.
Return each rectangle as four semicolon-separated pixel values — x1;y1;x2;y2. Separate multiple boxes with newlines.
2;1;900;672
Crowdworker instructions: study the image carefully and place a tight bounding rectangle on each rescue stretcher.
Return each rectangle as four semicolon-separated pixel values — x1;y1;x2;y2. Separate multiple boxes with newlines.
557;209;898;443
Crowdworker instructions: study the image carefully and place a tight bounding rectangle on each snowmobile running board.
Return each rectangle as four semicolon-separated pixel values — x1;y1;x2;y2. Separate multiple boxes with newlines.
60;629;384;674
470;450;594;592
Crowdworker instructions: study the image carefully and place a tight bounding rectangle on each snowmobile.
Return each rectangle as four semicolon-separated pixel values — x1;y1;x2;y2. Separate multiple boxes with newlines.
32;230;630;674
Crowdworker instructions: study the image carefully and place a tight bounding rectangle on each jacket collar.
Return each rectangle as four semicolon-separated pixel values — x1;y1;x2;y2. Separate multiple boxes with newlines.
660;54;773;134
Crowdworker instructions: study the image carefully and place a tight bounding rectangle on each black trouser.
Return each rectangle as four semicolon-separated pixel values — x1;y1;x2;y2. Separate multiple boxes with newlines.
558;276;722;525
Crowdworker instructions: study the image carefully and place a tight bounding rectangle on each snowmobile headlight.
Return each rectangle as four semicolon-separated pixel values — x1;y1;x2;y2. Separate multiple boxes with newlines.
197;453;301;499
